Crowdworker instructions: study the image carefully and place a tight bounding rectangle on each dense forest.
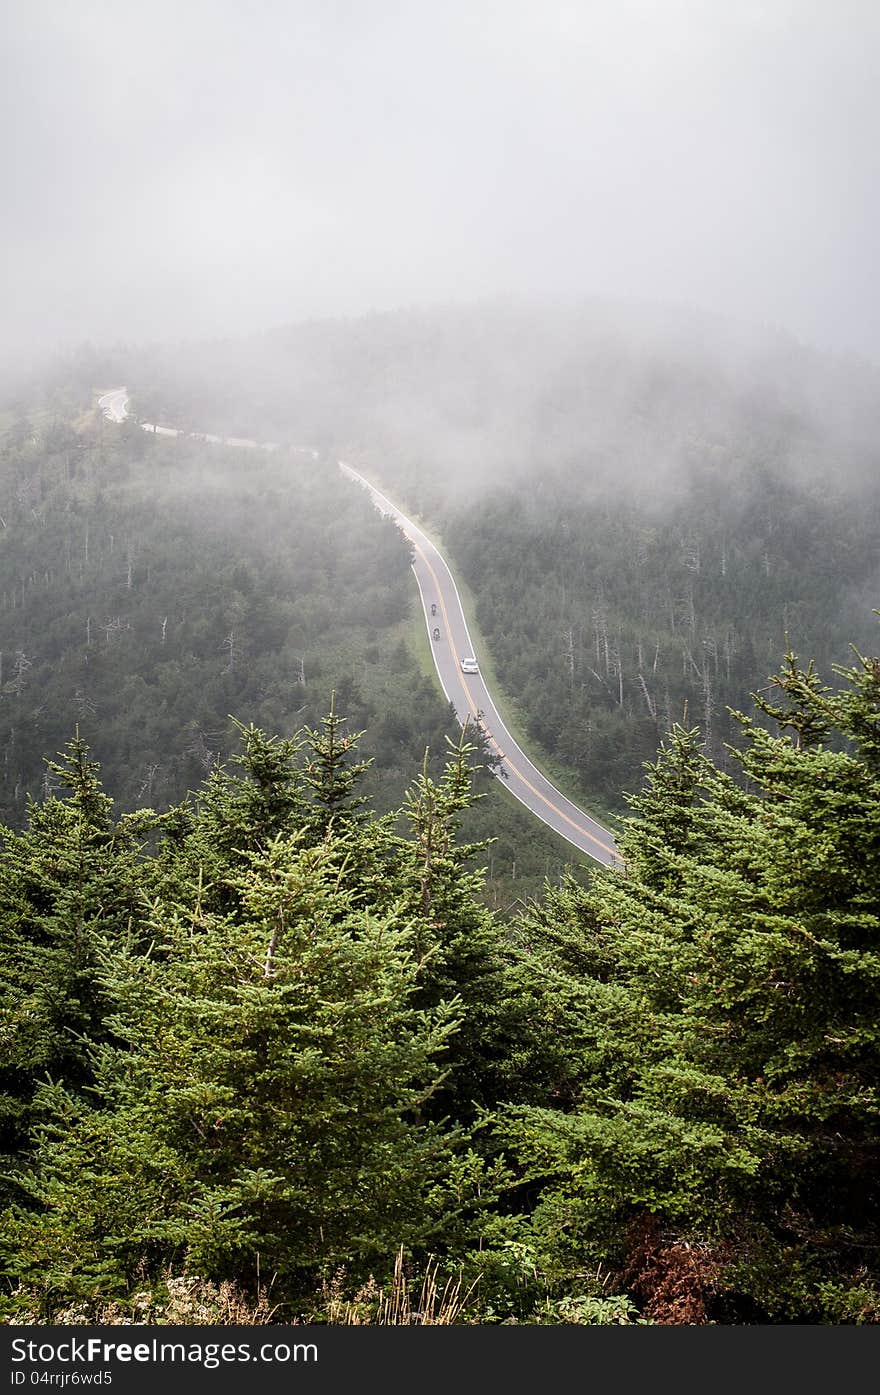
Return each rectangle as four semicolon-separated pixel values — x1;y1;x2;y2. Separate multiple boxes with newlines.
443;456;880;806
2;643;879;1324
0;381;582;906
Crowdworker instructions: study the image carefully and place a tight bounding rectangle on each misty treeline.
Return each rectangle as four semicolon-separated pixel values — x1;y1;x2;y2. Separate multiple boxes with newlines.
445;458;880;807
2;641;879;1325
87;300;880;810
0;404;415;814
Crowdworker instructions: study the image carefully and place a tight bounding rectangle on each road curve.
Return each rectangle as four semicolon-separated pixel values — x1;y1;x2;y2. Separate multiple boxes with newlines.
98;387;129;423
99;388;620;867
97;387;317;458
339;463;620;868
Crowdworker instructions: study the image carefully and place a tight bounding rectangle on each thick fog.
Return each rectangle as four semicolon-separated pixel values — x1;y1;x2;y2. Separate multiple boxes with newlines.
3;1;880;369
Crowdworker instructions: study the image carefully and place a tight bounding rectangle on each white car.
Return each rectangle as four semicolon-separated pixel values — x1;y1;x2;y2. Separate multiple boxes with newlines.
460;657;479;674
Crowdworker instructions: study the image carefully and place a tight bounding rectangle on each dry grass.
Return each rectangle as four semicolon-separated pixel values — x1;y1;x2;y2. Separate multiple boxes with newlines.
322;1248;478;1325
10;1257;478;1327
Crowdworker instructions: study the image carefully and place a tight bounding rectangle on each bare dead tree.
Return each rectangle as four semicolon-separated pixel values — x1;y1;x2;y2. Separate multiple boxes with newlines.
13;651;31;696
587;666;615;701
683;585;696;636
185;726;217;774
102;616;129;648
609;642;624;708
681;642;702;680
73;688;96;719
562;627;575;692
637;672;657;720
137;763;160;800
682;536;701;572
41;766;59;801
703;662;714;745
591;603;611;676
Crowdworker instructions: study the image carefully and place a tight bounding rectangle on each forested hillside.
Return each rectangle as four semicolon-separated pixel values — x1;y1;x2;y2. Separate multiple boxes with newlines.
0;400;434;813
0;379;583;903
444;457;880;805
2;644;879;1324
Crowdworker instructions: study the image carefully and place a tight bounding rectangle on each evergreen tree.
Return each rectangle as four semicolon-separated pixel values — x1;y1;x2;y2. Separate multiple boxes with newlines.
500;645;880;1322
394;727;519;1118
166;721;309;915
0;714;509;1320
304;694;370;834
0;738;153;1174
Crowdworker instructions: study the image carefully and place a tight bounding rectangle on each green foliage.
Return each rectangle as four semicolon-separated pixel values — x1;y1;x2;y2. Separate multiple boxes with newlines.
499;642;880;1322
0;737;158;1171
0;715;509;1321
2;639;880;1324
393;727;520;1117
304;693;370;832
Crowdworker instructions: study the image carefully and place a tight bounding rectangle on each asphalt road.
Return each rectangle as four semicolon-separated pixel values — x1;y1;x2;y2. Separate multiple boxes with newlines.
97;387;129;423
338;463;621;868
98;388;620;867
97;386;309;454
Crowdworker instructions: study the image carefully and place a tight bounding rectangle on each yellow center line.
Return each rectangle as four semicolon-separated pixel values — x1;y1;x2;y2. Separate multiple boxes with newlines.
411;537;620;863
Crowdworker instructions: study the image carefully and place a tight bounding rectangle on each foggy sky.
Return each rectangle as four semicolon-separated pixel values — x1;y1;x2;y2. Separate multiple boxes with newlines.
3;0;880;366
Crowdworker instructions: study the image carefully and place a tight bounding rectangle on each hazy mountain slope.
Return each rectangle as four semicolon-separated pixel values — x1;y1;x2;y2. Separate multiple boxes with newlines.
0;399;436;818
116;300;880;807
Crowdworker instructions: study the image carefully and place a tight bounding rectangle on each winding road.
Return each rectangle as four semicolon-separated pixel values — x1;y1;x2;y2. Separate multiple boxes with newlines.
99;388;621;867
